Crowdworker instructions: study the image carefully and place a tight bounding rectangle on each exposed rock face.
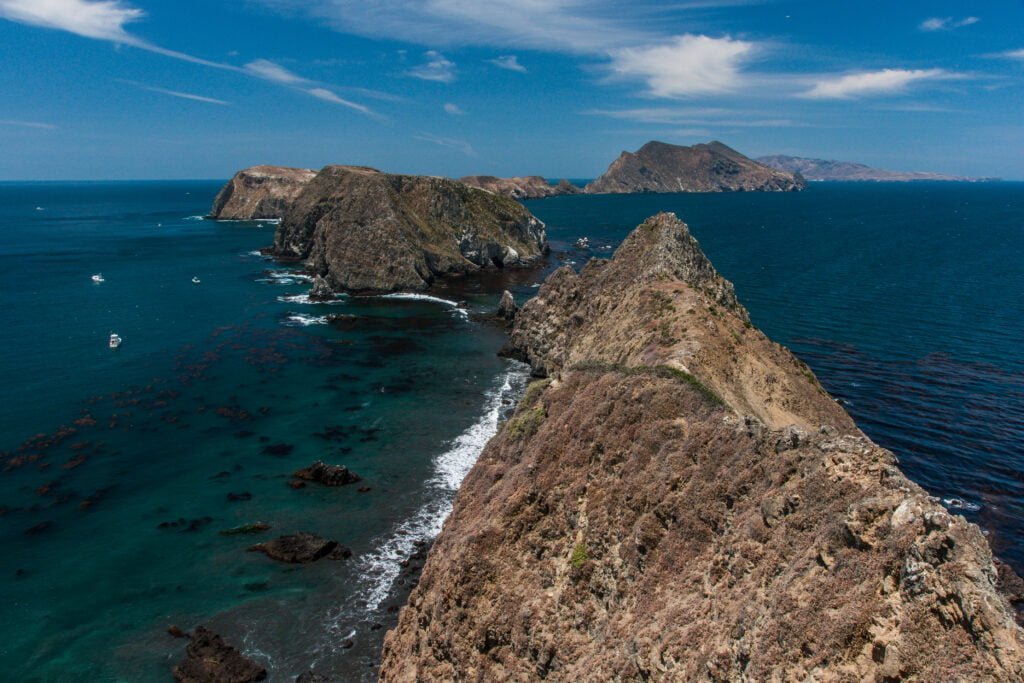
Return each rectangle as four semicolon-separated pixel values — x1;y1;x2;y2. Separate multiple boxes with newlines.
459;175;581;199
172;626;266;682
209;166;317;220
248;532;351;563
270;165;547;293
380;212;1023;681
497;290;518;322
757;154;990;182
586;141;805;194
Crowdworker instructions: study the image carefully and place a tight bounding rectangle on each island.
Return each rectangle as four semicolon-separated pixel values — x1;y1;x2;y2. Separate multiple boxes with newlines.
380;213;1023;680
458;175;581;200
757;155;995;182
585;141;805;194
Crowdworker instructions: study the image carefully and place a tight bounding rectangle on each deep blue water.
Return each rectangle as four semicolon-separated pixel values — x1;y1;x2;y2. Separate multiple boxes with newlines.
1;181;1021;680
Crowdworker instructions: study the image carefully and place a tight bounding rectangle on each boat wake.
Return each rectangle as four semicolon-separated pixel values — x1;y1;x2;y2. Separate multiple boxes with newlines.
377;292;469;320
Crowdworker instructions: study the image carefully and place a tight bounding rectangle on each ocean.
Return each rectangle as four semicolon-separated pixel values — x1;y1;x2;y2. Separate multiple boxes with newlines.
1;180;1021;680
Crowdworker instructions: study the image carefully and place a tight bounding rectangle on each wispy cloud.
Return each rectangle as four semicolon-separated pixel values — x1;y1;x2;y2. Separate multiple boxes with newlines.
489;55;526;73
609;34;755;97
919;16;979;32
409;50;456;83
416;132;476;156
118;79;228;105
801;68;958;100
0;118;56;129
307;87;375;116
999;48;1024;60
443;102;464;115
244;59;308;84
586;107;804;128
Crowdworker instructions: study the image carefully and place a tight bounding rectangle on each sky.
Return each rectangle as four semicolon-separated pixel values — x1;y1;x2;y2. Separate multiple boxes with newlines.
0;0;1023;180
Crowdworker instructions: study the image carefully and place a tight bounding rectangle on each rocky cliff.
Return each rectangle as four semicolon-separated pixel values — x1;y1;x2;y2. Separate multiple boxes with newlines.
586;141;805;194
380;213;1023;681
208;165;317;220
757;155;990;182
269;165;547;292
459;175;581;200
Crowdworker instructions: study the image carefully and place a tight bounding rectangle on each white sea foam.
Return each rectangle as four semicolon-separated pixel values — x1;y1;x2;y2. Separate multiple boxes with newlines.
283;313;330;327
243;250;271;259
354;365;528;611
259;270;314;284
379;292;461;307
256;218;282;225
276;294;346;305
942;497;982;513
183;215;206;221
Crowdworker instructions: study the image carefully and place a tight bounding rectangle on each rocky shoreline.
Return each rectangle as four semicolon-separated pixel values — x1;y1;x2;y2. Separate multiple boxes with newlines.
379;213;1023;680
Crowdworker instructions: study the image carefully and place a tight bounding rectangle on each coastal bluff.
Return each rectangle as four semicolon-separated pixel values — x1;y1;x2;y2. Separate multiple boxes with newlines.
586;141;805;194
208;165;316;220
459;175;581;200
380;213;1023;680
268;165;547;293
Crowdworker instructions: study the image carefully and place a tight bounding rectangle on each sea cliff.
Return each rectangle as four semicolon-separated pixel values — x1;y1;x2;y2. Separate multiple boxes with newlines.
586;141;805;194
379;213;1023;680
269;165;547;293
208;165;316;220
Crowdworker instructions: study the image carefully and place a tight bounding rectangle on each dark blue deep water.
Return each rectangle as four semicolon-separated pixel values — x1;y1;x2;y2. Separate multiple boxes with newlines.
1;180;1021;680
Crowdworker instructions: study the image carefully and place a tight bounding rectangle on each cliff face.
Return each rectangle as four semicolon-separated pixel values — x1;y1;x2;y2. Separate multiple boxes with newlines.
208;165;317;220
586;141;805;194
757;155;984;182
380;213;1023;681
459;175;581;200
270;165;547;292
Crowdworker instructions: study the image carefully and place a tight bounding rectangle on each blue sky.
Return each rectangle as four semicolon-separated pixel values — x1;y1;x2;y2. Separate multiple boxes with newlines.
1;0;1022;180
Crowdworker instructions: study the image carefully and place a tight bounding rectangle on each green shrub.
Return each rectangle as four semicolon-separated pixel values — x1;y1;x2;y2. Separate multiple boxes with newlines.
570;542;589;569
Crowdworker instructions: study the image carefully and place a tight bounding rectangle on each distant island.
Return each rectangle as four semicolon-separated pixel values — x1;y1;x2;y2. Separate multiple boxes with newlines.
757;155;997;182
458;175;581;200
586;141;806;194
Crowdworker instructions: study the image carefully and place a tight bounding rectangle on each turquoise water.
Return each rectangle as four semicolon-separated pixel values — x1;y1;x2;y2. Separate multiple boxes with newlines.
1;181;1022;680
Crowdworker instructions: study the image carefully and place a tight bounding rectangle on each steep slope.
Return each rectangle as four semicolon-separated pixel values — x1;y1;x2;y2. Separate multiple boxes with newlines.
459;175;581;199
380;213;1023;681
208;166;316;220
757;155;981;182
270;165;547;293
586;141;805;194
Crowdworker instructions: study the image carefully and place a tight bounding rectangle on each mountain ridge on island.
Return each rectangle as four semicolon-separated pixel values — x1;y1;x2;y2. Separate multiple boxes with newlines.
757;154;997;182
458;175;581;200
379;212;1024;680
585;140;806;194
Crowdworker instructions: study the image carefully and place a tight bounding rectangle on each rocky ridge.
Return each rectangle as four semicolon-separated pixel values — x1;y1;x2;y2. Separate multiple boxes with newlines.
757;154;991;182
269;165;547;293
208;165;317;220
458;175;581;199
586;141;805;194
380;212;1023;680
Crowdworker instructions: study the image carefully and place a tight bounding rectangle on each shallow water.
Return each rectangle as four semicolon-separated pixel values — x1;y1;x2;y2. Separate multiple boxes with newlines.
1;180;1021;680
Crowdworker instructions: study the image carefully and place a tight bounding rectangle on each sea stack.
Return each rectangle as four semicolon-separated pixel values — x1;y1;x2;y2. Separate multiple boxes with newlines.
380;213;1023;680
208;165;317;220
585;141;805;194
270;165;547;293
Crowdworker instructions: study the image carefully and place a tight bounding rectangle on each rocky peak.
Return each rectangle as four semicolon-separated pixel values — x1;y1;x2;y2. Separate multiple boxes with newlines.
208;165;316;220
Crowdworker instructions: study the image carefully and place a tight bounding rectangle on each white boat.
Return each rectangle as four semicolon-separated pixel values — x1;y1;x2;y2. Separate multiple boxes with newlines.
191;276;201;284
109;333;122;349
91;274;105;283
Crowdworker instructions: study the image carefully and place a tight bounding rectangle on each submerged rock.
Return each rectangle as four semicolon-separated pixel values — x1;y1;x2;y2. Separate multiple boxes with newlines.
585;140;805;194
248;532;351;563
172;626;266;682
292;460;361;487
269;165;547;293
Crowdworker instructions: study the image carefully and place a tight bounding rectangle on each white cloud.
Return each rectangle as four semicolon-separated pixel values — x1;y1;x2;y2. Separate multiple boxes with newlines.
409;50;456;83
244;59;307;84
415;132;475;156
609;34;754;97
307;88;374;116
920;16;980;32
1001;49;1024;60
801;68;955;99
0;118;56;129
490;55;526;73
443;102;464;115
118;80;228;105
586;107;804;128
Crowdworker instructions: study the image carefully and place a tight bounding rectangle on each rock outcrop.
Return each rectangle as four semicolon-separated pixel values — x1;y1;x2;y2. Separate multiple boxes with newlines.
585;141;805;194
209;166;316;220
380;212;1023;681
757;154;991;182
248;532;351;563
172;626;266;682
269;165;547;293
459;175;581;199
292;460;361;487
